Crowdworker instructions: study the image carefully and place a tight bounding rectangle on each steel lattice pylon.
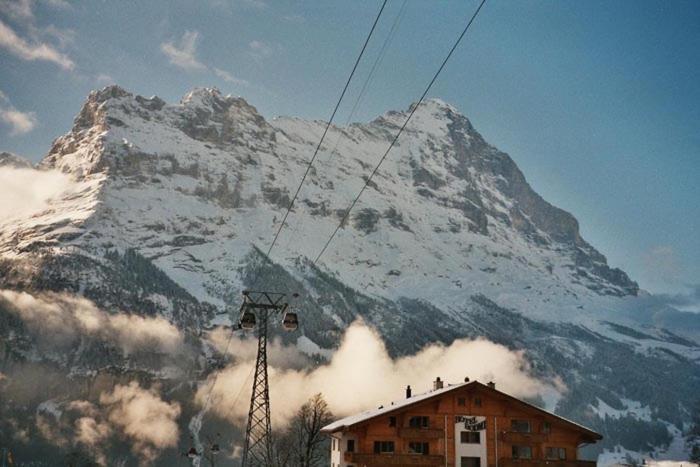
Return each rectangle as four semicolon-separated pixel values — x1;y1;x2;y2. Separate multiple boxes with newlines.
240;291;291;467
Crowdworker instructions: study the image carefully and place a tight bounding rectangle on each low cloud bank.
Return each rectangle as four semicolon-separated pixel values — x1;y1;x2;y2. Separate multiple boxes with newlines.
198;321;554;427
36;382;181;466
0;166;72;220
0;289;183;353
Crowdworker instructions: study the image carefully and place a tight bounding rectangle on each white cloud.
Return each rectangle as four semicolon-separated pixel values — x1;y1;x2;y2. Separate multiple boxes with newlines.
35;384;180;465
0;163;65;208
248;39;273;61
100;382;181;463
0;166;70;219
161;30;249;89
0;89;38;135
0;107;37;134
0;289;184;354
213;67;248;86
95;73;114;85
0;18;74;69
198;321;553;427
160;30;206;71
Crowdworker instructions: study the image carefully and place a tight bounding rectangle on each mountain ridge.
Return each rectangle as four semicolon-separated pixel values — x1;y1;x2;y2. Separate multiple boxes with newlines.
0;85;697;465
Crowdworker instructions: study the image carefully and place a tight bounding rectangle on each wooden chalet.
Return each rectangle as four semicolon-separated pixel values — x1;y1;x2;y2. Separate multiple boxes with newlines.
321;378;601;467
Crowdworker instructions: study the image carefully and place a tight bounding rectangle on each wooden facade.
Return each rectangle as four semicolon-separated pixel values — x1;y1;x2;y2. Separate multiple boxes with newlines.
322;380;601;467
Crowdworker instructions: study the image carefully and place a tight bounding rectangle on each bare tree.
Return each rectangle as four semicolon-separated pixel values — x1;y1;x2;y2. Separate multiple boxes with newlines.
272;393;333;467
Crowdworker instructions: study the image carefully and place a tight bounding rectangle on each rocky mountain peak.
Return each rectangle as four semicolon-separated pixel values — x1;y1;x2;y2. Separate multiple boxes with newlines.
0;152;33;169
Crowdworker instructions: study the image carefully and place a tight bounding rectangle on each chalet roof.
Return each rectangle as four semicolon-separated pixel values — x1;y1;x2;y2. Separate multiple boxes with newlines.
321;380;602;441
322;382;469;433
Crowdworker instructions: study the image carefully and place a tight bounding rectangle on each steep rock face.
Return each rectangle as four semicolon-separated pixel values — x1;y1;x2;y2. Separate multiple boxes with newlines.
1;86;698;463
3;87;636;310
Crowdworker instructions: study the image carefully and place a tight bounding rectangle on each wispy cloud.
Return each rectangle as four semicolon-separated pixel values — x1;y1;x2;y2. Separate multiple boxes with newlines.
0;90;37;135
95;73;114;85
0;107;37;134
0;289;184;354
160;30;206;71
161;30;248;87
248;39;273;61
653;284;700;312
0;18;74;69
34;383;180;465
213;67;249;86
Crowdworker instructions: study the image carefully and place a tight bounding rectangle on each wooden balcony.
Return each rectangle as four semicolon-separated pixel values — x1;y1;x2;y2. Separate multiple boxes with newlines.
398;427;445;439
499;458;597;467
500;431;549;443
345;452;445;466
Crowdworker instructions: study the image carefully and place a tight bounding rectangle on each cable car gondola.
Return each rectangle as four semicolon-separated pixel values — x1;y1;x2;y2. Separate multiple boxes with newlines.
282;311;298;331
239;310;256;330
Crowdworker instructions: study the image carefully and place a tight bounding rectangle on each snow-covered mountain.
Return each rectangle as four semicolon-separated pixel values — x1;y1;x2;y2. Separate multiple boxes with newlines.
1;86;698;464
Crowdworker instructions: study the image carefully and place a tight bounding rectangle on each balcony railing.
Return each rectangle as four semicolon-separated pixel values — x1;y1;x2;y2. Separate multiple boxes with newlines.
499;458;597;467
500;431;549;443
398;427;445;439
345;452;445;466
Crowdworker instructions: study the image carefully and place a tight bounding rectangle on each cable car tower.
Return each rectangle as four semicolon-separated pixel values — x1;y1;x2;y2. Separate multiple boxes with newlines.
239;290;299;467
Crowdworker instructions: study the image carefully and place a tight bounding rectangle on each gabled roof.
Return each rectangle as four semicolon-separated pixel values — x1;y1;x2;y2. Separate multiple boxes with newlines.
321;380;602;441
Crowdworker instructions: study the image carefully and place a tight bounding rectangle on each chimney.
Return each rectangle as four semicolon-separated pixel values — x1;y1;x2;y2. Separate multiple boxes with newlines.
433;377;443;390
464;377;470;383
487;381;495;389
406;385;412;399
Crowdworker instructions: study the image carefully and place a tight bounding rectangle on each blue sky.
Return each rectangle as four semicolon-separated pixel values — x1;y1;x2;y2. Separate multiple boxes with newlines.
0;0;698;298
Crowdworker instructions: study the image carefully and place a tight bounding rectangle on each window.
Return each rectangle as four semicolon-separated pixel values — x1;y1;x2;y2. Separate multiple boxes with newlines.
389;416;396;427
373;441;395;454
460;431;481;444
458;397;466;406
474;397;482;407
511;419;531;433
512;446;532;459
332;439;336;450
408;442;430;455
542;421;551;434
409;416;429;428
461;457;481;467
545;447;566;460
347;439;355;453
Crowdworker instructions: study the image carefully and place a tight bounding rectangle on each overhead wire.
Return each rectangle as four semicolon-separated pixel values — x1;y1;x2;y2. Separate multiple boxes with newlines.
249;0;390;290
312;0;488;265
195;0;391;444
325;0;409;163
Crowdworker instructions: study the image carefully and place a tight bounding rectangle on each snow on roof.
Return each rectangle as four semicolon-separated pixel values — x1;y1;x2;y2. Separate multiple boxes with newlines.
321;381;470;433
321;380;602;439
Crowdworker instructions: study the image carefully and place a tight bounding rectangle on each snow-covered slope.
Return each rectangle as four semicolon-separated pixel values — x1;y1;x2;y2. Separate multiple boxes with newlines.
0;86;698;462
2;86;636;312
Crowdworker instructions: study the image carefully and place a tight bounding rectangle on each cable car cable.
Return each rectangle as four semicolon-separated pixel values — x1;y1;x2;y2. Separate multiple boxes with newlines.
196;0;391;439
312;0;488;265
325;0;409;163
249;0;390;289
